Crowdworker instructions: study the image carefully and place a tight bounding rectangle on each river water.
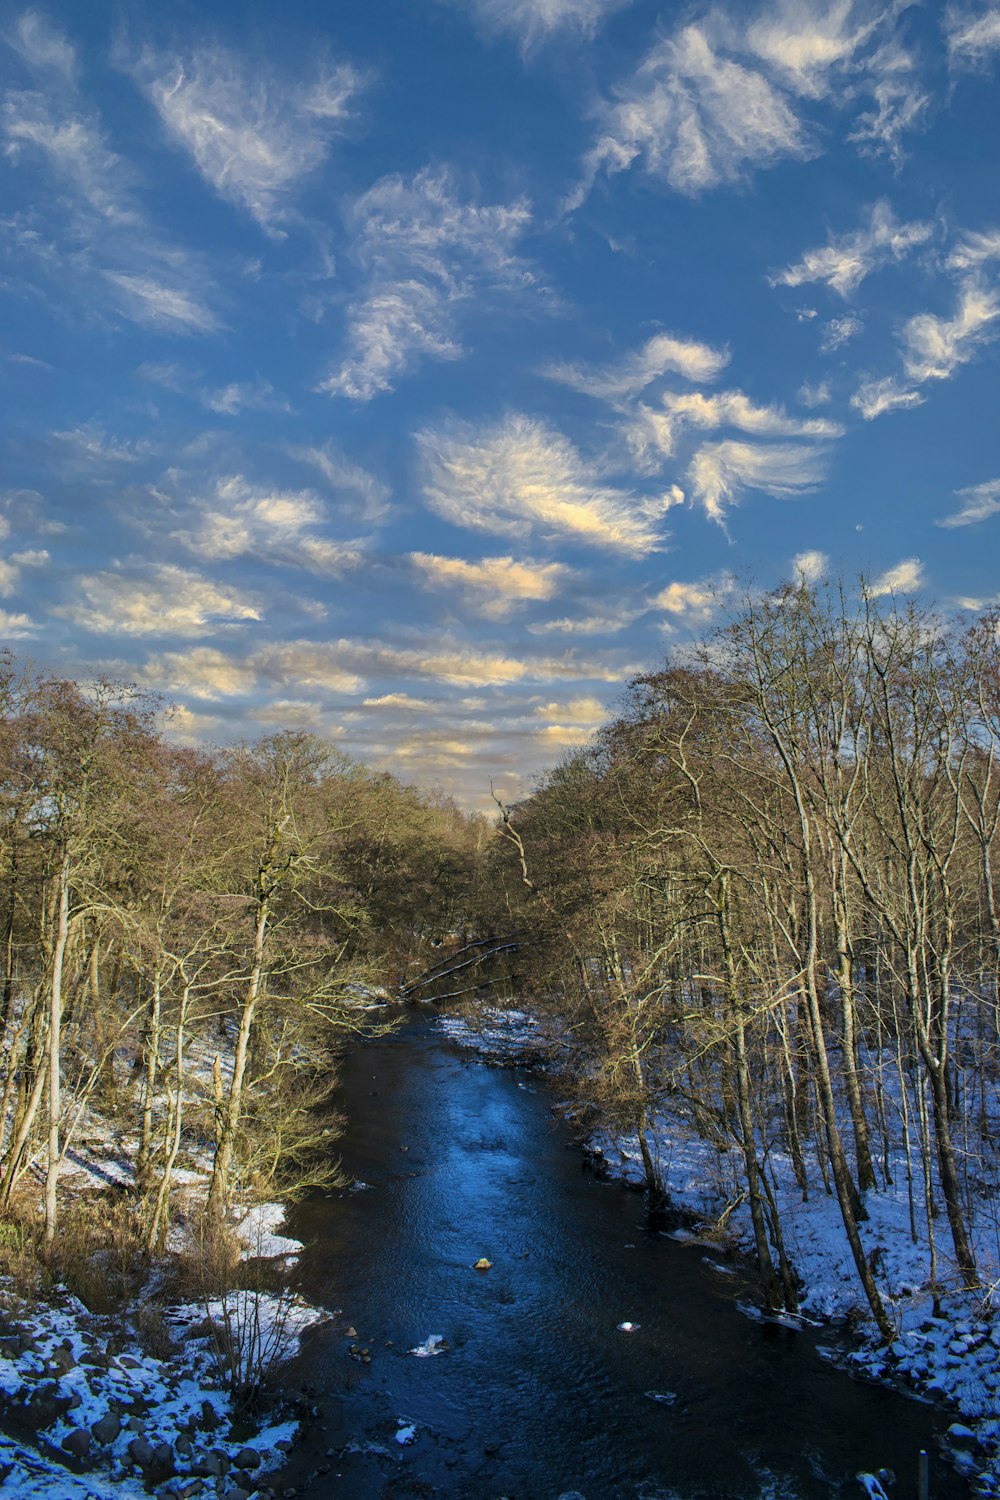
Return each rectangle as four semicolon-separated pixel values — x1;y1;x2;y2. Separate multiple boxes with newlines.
284;1011;967;1500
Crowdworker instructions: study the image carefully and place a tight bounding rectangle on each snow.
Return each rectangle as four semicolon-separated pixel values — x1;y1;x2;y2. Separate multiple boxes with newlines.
408;1334;447;1357
0;1280;324;1498
234;1200;304;1261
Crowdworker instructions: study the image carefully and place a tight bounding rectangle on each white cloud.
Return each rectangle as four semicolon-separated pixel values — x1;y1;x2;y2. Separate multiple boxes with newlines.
946;7;1000;65
798;378;832;406
200;378;288;415
772;201;933;297
870;557;924;594
446;0;629;51
418;414;670;556
659;389;842;439
173;475;364;577
59;563;261;637
542;331;729;402
128;41;364;230
0;607;35;637
106;272;219;333
293;443;392;523
9;12;76;79
937;477;1000;528
850;375;924;419
528;602;644;634
902;280;1000;382
687;439;829;523
257;635;634;690
652;577;725;621
2;91;138;225
572;22;810;203
409;552;569;619
320;165;534;399
947;228;1000;270
139;646;259;699
534;695;608;723
744;0;883;98
0;546;47;596
820;313;864;352
792;548;828;582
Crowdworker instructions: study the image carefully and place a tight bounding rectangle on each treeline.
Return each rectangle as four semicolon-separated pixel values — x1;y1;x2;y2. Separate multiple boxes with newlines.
484;584;1000;1338
0;653;483;1252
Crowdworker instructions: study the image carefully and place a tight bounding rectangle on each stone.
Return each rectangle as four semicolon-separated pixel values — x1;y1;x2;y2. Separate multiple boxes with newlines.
200;1398;220;1431
175;1432;193;1457
92;1411;122;1445
61;1426;91;1460
25;1382;71;1431
473;1258;492;1270
129;1435;156;1468
49;1345;76;1375
234;1446;263;1470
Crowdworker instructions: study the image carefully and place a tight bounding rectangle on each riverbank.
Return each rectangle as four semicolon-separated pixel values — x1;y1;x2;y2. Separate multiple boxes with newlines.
437;1004;1000;1498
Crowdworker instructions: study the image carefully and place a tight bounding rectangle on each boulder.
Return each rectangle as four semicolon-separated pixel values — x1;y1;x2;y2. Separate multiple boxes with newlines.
91;1410;122;1445
61;1426;91;1460
234;1446;263;1471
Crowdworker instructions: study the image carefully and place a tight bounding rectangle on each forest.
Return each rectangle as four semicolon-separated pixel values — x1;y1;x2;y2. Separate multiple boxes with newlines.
2;579;1000;1490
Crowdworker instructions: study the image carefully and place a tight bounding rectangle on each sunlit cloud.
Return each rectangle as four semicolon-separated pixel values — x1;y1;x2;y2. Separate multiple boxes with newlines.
58;563;262;637
870;556;924;594
937;477;1000;528
687;439;829;523
172;474;365;577
542;331;729;402
792;548;829;582
947;228;1000;271
419;413;671;556
772;200;932;296
902;280;1000;383
850;374;924;419
293;443;393;524
409;552;570;618
139;646;260;699
652;575;731;623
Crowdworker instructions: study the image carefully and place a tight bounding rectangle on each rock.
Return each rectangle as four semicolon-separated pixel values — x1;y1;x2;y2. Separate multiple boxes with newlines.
61;1426;91;1460
25;1382;71;1431
175;1431;193;1457
92;1411;122;1445
200;1398;220;1431
126;1416;147;1433
49;1344;76;1375
947;1424;979;1450
223;1488;249;1500
234;1446;263;1470
473;1258;492;1270
129;1435;156;1468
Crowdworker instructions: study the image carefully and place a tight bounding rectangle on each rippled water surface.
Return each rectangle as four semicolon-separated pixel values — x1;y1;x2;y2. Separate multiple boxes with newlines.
284;1012;967;1500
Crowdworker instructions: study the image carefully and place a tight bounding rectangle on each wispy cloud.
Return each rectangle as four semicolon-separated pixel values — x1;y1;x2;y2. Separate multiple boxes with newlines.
409;552;570;618
58;562;261;637
771;200;933;297
622;388;838;469
937;477;1000;528
902;279;1000;382
171;475;365;577
258;635;636;689
850;374;924;419
946;6;1000;66
2;56;218;333
687;438;829;523
570;22;810;204
947;227;1000;271
293;443;393;524
652;575;730;623
820;313;864;352
200;378;289;415
127;40;365;231
542;331;728;401
8;11;76;79
418;413;671;556
320;166;535;399
444;0;630;51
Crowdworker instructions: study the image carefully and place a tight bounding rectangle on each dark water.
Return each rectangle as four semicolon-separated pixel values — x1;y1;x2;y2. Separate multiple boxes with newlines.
284;1012;967;1500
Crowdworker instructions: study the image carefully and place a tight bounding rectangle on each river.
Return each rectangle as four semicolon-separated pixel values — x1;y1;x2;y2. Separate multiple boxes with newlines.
283;1010;968;1500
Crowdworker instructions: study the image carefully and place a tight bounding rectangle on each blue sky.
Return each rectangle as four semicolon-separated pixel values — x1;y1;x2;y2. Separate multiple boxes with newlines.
2;0;999;809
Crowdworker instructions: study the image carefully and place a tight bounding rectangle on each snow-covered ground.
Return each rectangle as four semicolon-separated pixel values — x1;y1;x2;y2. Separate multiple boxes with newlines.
0;1282;327;1499
439;1005;1000;1497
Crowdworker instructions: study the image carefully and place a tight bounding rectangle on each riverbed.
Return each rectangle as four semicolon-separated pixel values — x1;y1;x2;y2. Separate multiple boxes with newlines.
283;1011;968;1499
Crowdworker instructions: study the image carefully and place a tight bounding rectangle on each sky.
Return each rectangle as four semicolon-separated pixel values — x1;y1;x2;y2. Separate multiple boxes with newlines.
1;0;999;811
